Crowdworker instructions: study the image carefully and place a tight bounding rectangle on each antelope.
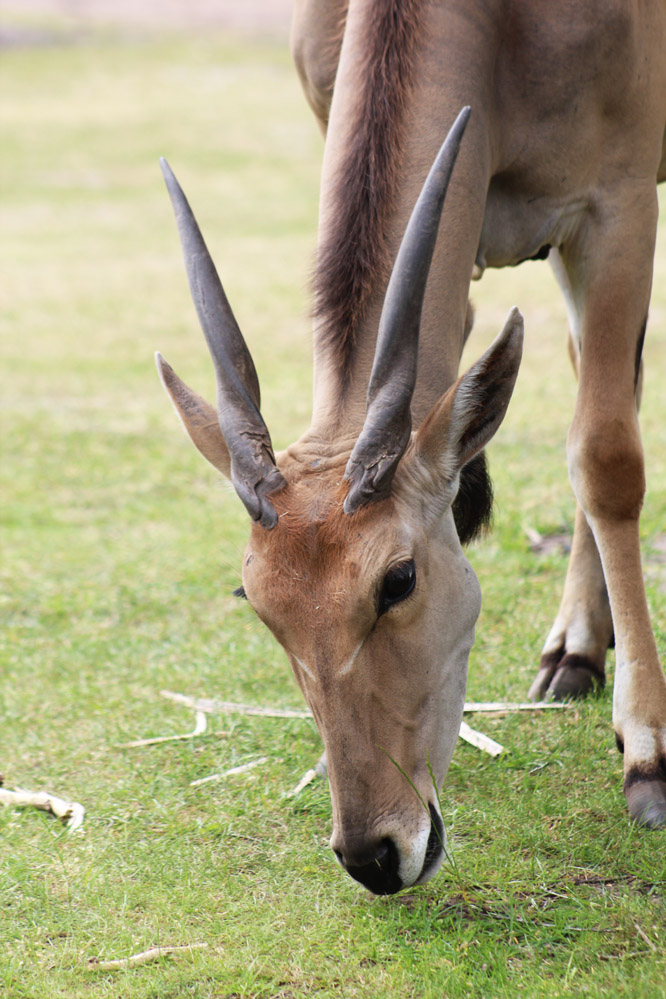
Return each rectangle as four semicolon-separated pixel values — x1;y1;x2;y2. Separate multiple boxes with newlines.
156;0;666;895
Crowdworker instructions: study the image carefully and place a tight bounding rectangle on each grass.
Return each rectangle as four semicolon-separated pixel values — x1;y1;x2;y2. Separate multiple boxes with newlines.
1;16;665;999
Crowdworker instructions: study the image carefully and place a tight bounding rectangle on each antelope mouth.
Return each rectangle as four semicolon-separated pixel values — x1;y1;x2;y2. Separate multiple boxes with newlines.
417;803;446;884
332;803;446;895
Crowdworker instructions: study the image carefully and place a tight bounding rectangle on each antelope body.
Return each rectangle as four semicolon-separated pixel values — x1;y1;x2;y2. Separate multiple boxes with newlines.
157;0;666;895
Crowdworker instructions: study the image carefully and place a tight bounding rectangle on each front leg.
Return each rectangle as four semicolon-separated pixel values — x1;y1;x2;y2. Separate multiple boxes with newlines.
560;187;666;827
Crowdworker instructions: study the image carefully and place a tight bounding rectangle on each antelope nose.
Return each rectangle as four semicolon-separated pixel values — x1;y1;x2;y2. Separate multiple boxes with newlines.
332;837;402;895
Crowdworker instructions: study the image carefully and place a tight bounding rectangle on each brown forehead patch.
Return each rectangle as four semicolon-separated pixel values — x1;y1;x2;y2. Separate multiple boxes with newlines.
251;470;395;579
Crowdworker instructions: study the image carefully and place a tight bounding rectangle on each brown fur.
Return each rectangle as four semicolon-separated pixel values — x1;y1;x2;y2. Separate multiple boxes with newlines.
313;0;424;385
255;470;388;577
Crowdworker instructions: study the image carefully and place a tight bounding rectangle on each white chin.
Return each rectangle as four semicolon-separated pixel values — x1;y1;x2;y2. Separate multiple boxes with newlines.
414;848;446;886
398;818;447;888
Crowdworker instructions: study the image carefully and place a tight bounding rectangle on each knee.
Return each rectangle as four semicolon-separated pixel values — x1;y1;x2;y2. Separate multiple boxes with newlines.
568;416;645;522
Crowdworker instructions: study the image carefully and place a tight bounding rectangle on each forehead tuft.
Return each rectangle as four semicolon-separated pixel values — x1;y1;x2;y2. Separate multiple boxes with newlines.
250;474;395;575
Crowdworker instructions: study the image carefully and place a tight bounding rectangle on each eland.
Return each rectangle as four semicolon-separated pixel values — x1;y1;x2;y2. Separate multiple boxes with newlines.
156;0;666;894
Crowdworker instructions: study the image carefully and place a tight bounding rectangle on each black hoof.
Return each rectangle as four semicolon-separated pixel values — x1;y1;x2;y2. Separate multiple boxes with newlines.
625;771;666;829
547;654;605;700
529;651;604;702
528;650;559;701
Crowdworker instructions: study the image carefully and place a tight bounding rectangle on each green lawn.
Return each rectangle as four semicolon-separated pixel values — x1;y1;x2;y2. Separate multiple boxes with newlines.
1;18;665;999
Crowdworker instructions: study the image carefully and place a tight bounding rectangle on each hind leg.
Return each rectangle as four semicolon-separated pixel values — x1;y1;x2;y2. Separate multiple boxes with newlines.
530;315;615;700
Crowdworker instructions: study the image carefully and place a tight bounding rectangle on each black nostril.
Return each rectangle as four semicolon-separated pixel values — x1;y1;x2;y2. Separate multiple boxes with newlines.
375;841;389;862
336;837;402;895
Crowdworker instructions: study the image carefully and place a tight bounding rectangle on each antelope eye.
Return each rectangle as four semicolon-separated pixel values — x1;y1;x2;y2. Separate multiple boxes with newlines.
378;559;416;615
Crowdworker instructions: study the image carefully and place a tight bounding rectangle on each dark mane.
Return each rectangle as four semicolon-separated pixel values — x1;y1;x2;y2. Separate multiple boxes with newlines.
313;0;424;384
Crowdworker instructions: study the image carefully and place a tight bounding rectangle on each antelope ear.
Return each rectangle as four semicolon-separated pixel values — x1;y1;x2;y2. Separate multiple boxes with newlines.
411;307;523;492
156;352;231;477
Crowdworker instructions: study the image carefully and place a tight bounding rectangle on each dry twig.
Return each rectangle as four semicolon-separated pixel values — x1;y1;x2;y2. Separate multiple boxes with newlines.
161;691;510;756
154;691;571;768
0;785;85;832
458;721;504;757
463;701;570;714
119;710;207;748
285;755;328;798
161;690;311;719
190;757;269;787
88;942;208;971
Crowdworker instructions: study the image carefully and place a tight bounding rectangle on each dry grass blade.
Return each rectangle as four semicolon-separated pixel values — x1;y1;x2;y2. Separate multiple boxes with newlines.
633;922;657;952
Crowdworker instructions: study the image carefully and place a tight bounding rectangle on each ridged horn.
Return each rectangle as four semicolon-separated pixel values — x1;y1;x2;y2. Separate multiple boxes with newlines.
343;107;471;514
161;158;285;529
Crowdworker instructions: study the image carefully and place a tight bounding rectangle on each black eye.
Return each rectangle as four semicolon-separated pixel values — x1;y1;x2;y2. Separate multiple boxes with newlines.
378;559;416;616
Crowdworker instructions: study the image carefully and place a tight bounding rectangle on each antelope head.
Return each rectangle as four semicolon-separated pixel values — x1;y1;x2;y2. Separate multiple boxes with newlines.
156;110;523;895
